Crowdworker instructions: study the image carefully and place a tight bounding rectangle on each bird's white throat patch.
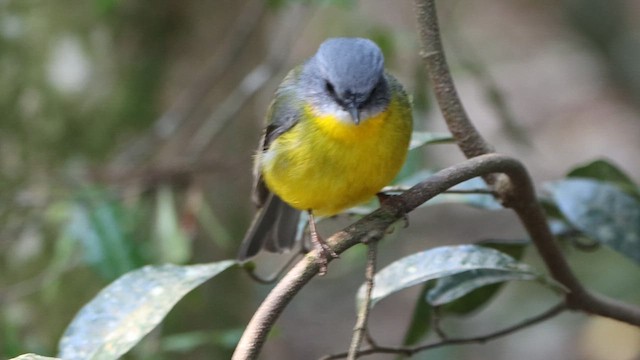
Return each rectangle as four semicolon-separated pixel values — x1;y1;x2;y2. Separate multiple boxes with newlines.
313;102;380;124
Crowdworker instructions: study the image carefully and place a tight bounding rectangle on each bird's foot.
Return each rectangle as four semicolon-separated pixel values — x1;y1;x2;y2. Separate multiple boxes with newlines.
311;233;339;276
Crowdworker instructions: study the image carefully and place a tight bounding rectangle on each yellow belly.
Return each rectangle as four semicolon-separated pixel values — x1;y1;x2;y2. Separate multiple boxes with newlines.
261;96;412;216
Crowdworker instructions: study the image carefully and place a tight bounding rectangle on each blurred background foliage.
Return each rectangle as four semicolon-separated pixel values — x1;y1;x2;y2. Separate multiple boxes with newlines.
1;0;639;359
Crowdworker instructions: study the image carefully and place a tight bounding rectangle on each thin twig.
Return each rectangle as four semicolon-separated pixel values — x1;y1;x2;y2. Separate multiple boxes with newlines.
321;302;568;359
347;242;378;360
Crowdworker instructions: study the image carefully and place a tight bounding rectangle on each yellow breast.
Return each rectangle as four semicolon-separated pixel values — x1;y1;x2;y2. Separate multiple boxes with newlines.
261;96;412;216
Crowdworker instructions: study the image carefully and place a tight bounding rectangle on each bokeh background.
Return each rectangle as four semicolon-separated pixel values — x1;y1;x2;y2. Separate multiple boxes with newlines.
1;0;639;359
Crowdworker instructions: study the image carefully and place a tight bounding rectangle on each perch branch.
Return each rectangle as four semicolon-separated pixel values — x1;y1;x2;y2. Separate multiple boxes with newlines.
414;0;640;326
233;153;564;359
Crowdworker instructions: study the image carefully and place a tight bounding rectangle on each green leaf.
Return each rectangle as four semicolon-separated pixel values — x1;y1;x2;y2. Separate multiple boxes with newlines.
400;241;530;344
434;241;529;315
357;245;545;310
401;283;432;346
58;260;236;360
480;240;528;259
409;131;455;150
10;355;62;360
427;269;537;307
548;178;640;265
438;281;504;315
567;159;639;197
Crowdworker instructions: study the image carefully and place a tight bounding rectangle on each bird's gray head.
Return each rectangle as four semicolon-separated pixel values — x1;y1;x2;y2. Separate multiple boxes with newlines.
302;38;390;125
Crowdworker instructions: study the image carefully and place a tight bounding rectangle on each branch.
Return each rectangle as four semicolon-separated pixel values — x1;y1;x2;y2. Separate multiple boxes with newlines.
321;302;568;359
233;2;640;358
347;242;378;360
414;0;494;161
414;0;640;327
234;151;640;359
233;154;542;360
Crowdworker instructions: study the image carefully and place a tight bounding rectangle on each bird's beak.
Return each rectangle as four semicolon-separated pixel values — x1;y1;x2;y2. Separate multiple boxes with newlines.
346;104;360;125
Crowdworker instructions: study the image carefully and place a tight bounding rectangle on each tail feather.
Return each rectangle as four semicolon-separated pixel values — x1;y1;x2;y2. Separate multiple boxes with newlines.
237;194;301;261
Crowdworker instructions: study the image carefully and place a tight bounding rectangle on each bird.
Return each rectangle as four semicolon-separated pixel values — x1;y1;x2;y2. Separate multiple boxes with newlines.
237;37;413;275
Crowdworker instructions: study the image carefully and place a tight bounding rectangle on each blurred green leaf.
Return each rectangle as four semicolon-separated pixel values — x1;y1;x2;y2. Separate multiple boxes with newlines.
10;355;62;360
58;260;236;360
196;199;233;250
367;26;396;66
161;328;242;353
357;245;547;310
42;233;80;302
548;178;640;265
3;315;22;359
66;189;143;280
93;0;119;14
155;186;191;264
161;331;217;354
567;158;639;198
539;198;566;220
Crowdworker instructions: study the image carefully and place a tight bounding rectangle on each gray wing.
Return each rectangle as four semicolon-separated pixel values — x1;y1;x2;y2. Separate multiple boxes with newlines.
251;66;303;207
238;67;304;261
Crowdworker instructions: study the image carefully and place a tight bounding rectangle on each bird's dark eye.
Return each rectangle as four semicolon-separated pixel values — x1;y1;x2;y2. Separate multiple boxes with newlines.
325;81;336;96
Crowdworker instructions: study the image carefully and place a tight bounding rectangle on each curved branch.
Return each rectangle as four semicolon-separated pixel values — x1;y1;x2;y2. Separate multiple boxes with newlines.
234;154;535;360
234;153;640;359
414;0;494;160
413;0;640;326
